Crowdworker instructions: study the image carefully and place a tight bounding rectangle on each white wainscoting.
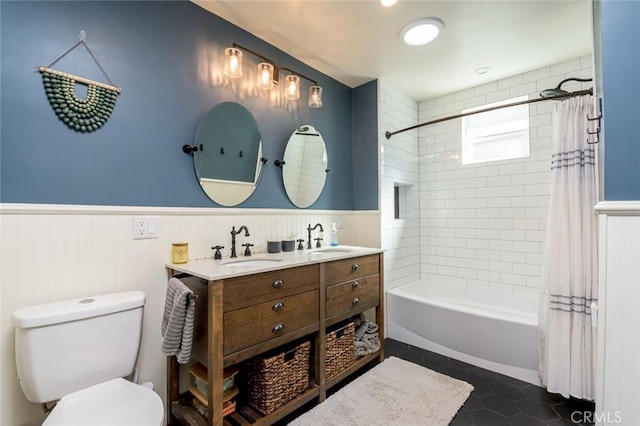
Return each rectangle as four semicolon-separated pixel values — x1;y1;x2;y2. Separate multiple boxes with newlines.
0;203;380;426
595;201;640;426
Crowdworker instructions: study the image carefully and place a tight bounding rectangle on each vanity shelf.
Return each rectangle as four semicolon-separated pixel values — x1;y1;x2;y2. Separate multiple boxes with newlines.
166;248;384;426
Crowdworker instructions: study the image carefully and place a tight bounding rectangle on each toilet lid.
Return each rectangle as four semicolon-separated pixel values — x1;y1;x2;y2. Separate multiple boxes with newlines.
43;378;164;426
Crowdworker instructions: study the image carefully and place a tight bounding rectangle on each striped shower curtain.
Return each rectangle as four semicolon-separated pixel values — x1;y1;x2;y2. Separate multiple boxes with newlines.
538;95;597;400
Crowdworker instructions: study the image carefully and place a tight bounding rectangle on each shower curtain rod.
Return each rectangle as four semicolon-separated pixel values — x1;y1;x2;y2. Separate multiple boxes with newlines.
384;88;593;140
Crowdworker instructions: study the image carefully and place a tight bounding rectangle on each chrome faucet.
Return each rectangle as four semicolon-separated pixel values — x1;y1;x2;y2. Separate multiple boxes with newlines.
307;223;324;249
230;225;250;258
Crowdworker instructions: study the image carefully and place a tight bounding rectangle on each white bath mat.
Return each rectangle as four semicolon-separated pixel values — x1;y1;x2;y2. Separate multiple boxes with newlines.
289;356;473;426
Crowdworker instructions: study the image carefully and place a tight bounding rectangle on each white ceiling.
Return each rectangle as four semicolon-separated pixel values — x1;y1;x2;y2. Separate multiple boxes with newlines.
193;0;593;102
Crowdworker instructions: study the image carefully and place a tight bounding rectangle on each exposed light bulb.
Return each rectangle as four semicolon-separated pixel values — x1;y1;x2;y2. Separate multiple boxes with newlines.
381;0;397;6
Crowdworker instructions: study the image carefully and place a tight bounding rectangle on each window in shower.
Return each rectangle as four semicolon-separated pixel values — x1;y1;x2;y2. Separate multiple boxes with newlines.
461;95;530;164
394;182;414;219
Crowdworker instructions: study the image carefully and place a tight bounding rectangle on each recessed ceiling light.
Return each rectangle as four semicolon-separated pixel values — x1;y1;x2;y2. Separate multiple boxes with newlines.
475;67;492;75
381;0;397;6
400;18;445;47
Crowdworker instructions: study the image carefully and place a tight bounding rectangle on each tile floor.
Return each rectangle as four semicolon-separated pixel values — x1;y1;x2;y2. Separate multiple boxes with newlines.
385;338;596;426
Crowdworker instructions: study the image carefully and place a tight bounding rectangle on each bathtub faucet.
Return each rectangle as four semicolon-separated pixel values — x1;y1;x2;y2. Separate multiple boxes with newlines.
307;223;324;249
230;225;250;258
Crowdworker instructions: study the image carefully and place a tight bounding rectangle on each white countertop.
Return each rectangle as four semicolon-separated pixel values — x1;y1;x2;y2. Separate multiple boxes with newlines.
166;245;383;281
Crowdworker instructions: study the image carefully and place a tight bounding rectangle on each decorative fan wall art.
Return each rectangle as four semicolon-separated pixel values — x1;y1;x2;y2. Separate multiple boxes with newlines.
39;31;121;133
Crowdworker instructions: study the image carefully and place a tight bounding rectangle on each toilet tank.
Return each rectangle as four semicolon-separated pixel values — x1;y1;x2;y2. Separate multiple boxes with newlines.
12;291;146;403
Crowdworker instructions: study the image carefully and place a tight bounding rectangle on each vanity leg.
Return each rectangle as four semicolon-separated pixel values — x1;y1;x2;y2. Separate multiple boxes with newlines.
167;355;179;425
376;253;385;363
318;264;327;402
208;280;224;426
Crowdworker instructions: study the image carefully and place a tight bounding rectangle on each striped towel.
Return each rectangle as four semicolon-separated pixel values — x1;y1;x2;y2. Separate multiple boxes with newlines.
161;277;196;364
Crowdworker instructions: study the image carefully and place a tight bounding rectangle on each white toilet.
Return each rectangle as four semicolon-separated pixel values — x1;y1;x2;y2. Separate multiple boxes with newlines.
13;291;164;426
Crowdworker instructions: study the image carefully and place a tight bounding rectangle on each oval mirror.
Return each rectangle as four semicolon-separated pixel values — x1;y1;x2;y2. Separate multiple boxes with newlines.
192;102;264;206
281;125;328;208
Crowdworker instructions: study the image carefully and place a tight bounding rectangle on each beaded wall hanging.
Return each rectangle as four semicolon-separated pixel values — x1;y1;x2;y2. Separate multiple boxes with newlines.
39;31;121;133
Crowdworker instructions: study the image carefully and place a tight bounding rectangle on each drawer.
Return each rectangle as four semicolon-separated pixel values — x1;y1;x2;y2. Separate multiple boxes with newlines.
325;274;379;319
325;255;380;286
224;264;320;312
224;290;319;355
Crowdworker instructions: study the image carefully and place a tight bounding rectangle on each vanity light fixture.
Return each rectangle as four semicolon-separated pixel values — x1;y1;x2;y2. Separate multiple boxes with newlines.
223;43;323;108
309;86;323;108
400;18;445;46
224;47;243;78
285;74;300;100
381;0;397;6
257;62;276;90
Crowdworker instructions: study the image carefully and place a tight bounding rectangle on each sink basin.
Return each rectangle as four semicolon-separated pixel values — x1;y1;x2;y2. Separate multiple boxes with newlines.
222;258;283;267
309;247;353;254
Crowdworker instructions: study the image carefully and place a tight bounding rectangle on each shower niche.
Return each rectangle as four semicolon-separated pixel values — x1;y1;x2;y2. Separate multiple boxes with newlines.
394;182;414;220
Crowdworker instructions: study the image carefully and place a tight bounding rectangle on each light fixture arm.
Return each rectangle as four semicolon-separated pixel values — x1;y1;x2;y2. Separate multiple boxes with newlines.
232;43;274;66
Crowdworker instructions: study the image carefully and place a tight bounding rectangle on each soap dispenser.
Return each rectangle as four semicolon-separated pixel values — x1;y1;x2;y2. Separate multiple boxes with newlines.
330;223;339;246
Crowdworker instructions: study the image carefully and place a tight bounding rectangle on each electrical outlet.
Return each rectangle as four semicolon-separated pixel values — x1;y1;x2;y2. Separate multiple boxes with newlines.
133;216;159;240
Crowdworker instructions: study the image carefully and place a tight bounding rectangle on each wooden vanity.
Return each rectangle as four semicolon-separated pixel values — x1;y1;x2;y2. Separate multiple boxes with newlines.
165;247;384;426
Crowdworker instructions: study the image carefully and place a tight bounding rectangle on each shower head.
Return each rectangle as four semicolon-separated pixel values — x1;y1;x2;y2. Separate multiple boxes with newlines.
540;87;569;98
539;77;593;99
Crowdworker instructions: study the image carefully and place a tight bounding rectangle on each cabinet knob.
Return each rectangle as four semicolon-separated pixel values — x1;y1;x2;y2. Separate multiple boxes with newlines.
272;323;285;333
352;297;360;305
351;263;359;271
352;281;360;288
272;301;284;311
272;279;284;288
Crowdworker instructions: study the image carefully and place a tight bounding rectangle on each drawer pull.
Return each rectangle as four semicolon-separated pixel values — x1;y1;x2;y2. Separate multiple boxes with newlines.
352;297;360;305
272;323;285;333
352;263;359;271
272;279;284;288
272;301;284;311
352;281;360;288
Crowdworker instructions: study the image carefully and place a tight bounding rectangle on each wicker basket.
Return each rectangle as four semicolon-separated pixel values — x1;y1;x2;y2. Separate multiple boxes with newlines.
244;340;311;414
325;321;356;380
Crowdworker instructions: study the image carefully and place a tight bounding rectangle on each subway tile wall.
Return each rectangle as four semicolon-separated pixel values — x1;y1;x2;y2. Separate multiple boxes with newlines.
417;56;593;297
378;81;420;291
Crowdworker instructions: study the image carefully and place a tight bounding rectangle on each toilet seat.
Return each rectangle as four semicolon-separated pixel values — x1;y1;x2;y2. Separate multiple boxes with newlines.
43;378;164;426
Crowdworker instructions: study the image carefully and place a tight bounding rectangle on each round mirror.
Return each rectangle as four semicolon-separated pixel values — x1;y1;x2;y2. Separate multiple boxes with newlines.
193;102;264;206
281;125;328;208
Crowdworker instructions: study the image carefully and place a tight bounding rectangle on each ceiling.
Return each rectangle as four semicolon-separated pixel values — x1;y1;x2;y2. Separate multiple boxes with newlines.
193;0;593;102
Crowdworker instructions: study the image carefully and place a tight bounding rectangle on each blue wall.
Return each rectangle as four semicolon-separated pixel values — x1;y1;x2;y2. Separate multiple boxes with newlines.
601;1;640;200
352;80;379;210
1;1;378;209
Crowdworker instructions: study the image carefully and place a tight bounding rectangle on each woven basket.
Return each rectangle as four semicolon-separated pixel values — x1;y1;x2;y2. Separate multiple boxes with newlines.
245;340;311;414
325;321;356;380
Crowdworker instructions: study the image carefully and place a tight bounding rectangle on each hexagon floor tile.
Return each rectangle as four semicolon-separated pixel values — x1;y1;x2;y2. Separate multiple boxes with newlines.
385;339;595;426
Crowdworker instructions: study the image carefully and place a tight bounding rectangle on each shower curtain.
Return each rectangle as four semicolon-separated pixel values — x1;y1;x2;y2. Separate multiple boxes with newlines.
538;95;597;400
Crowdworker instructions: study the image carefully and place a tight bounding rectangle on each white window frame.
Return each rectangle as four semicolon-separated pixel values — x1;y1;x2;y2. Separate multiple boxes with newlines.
461;95;530;165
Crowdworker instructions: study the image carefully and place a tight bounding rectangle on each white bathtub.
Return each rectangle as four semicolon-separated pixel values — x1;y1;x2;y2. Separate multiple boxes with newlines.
387;280;541;385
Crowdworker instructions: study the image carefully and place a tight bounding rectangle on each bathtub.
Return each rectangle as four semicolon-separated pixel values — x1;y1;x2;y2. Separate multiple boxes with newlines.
387;280;541;385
